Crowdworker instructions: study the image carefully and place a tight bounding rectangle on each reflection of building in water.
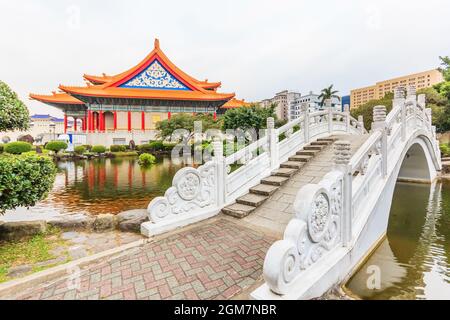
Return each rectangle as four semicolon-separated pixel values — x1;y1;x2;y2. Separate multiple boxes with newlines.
346;181;449;300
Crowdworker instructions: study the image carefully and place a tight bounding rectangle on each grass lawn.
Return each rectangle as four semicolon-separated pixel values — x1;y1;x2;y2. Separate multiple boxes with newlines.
0;227;69;283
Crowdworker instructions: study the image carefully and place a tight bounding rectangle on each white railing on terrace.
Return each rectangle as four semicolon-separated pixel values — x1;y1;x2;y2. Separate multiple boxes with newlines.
262;86;441;296
143;103;365;236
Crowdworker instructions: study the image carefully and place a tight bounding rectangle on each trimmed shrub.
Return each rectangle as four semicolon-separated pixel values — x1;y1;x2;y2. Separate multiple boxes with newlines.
150;141;164;151
4;141;32;154
110;145;127;152
137;144;152;153
45;141;68;153
82;144;92;151
0;154;56;213
91;145;107;154
138;153;156;167
74;146;86;155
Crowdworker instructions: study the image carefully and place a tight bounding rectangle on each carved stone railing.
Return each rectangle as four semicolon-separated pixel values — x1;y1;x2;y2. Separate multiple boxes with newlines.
142;104;365;236
260;86;441;296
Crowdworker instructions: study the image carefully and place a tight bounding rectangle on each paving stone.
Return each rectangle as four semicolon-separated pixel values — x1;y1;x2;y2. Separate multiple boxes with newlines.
68;246;88;260
12;219;274;301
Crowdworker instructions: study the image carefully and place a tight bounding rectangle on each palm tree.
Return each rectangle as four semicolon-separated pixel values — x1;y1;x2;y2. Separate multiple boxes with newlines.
318;85;340;107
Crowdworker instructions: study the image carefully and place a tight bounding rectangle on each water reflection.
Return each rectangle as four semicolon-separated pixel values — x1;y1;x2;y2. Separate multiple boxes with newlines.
346;181;450;300
2;156;186;221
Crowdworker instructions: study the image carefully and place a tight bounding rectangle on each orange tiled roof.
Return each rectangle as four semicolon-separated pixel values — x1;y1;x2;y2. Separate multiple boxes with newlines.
29;92;85;105
221;98;251;109
59;85;234;102
83;73;116;85
58;39;233;102
82;39;222;90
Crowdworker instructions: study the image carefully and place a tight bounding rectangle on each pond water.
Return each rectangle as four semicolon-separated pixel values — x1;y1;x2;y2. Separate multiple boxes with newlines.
346;181;450;300
1;156;186;221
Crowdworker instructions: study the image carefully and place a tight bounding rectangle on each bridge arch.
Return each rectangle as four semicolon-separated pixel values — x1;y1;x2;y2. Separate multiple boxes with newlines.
395;130;440;184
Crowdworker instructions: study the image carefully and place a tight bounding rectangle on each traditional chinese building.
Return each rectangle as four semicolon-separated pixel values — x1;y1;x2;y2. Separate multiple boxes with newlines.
30;39;243;146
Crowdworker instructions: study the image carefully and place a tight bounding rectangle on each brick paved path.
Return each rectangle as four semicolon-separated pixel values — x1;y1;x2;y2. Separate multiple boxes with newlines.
13;219;275;300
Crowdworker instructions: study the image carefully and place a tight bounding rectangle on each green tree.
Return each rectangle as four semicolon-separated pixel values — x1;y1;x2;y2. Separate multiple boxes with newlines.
0;81;56;214
0;81;29;132
222;104;276;131
438;56;450;82
417;87;449;132
318;85;340;107
156;113;222;140
350;92;394;130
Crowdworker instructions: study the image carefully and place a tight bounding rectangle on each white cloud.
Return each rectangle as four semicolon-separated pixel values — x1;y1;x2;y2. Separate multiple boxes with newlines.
0;0;449;117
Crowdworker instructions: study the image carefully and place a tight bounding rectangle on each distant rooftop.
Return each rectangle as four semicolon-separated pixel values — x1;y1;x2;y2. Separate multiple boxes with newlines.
30;114;65;122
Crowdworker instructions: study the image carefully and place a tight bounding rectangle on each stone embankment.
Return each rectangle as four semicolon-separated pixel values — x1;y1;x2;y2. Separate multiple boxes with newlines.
0;209;148;241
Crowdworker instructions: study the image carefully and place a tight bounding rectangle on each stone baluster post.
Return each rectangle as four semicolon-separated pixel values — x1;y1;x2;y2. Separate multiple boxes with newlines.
334;140;352;247
302;103;310;144
267;117;279;170
407;85;417;127
358;115;364;133
418;93;428;129
344;104;350;133
394;87;407;141
372;105;388;177
212;139;226;208
326;99;333;134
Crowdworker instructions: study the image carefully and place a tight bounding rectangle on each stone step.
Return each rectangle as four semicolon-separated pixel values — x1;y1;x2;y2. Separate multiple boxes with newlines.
261;176;289;186
250;184;279;196
272;168;298;178
296;149;320;156
236;193;268;207
222;203;256;218
280;161;305;169
317;138;337;142
289;155;313;162
303;145;324;151
310;141;330;146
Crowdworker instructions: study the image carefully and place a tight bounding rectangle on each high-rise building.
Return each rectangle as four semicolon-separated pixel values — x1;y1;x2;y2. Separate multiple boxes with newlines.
350;69;443;109
290;91;342;120
260;90;301;121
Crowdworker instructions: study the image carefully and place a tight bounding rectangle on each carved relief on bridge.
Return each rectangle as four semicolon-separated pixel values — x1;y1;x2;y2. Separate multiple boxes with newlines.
263;170;343;294
148;162;217;223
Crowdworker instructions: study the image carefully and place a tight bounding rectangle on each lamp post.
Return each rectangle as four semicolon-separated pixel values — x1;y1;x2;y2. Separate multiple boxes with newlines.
49;123;56;141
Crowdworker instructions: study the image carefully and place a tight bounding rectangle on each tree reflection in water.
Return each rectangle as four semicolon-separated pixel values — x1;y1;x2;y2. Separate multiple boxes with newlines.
346;181;450;300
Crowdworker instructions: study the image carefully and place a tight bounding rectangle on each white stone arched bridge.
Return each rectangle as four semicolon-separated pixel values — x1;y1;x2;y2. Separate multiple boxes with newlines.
142;86;441;300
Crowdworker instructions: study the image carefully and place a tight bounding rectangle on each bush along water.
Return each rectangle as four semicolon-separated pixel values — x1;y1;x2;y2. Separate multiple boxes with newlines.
138;153;156;167
45;141;68;153
91;145;107;154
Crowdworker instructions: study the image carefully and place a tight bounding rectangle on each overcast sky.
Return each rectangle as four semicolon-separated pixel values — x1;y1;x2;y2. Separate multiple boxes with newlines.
1;0;449;117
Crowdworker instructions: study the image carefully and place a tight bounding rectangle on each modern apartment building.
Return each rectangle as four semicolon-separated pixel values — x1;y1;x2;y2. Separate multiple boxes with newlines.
350;69;443;109
290;91;342;120
260;90;301;121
